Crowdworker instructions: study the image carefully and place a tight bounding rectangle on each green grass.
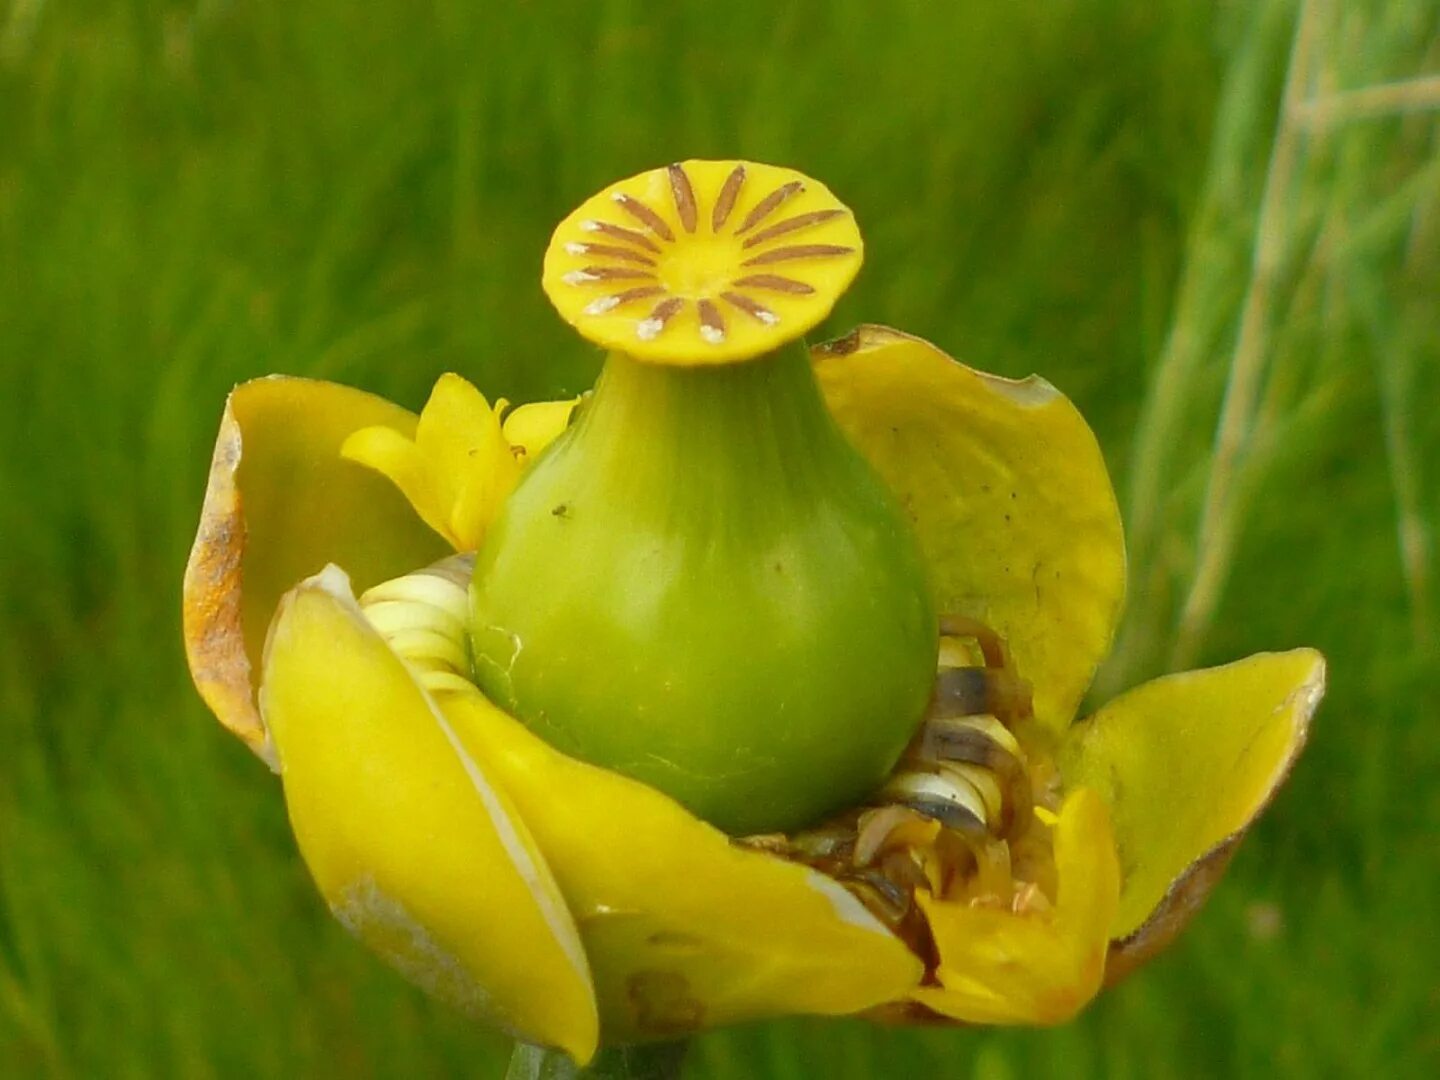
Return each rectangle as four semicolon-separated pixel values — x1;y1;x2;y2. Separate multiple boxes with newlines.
2;0;1437;1076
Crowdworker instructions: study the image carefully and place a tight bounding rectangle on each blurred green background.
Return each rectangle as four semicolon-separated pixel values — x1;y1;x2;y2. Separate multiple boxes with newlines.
2;0;1437;1076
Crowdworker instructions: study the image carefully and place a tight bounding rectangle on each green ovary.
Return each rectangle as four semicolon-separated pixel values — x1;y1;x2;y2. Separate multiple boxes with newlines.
469;343;937;834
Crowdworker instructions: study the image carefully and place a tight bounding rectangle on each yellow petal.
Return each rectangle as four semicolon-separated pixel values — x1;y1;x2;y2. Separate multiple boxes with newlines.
1060;649;1326;944
342;373;521;552
911;789;1119;1025
502;397;581;461
182;377;448;759
260;566;599;1062
437;684;923;1043
813;326;1126;732
543;160;863;366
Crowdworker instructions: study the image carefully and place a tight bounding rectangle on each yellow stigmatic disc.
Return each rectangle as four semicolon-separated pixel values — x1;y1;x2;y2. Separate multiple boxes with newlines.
542;160;863;365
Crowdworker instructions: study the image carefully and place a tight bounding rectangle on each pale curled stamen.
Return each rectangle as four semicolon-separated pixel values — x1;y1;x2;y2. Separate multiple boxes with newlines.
854;806;931;867
358;555;476;694
939;762;1007;832
880;771;989;836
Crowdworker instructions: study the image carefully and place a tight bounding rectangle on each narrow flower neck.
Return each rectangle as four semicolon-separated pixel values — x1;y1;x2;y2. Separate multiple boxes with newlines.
568;342;867;537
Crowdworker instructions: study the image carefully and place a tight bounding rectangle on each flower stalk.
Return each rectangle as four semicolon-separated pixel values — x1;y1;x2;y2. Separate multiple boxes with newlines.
505;1041;687;1080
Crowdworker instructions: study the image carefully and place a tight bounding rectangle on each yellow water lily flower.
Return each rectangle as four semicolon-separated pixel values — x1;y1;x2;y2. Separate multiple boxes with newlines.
183;161;1324;1070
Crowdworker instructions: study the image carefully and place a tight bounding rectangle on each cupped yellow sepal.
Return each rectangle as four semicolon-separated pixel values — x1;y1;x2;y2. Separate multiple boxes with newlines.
1061;649;1325;944
436;683;924;1043
543;160;863;365
260;566;599;1063
813;326;1127;733
911;788;1120;1025
183;377;448;759
341;374;578;552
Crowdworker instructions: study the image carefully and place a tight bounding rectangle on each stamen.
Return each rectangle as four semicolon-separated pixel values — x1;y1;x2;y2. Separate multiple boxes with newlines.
924;720;1001;770
611;192;676;242
854;806;932;867
741;209;847;248
1010;880;1052;916
735;180;804;234
667;163;698;233
358;555;476;694
940;762;1006;831
788;827;852;862
843;869;911;923
739;612;1057;953
930;666;990;717
636;297;684;341
881;772;989;836
580;219;662;254
939;614;1008;668
720;291;780;326
741;244;856;267
711;165;747;232
730;274;815;295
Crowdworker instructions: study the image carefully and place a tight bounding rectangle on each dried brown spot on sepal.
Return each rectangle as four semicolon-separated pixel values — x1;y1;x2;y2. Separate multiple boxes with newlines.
1103;658;1321;984
1063;648;1325;983
182;397;267;758
1104;841;1238;986
182;377;446;768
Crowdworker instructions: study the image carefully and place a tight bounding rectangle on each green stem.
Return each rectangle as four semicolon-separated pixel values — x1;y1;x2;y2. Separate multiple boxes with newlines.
504;1041;688;1080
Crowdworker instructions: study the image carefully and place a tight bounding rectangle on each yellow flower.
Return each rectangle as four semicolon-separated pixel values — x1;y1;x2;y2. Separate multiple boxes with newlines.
183;162;1324;1066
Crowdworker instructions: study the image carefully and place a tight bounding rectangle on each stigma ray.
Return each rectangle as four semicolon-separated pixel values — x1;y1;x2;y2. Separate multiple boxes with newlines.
551;162;860;354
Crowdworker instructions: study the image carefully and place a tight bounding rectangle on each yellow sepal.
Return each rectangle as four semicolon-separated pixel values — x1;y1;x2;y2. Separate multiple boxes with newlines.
813;325;1126;733
182;377;448;758
259;566;600;1063
437;684;923;1044
911;788;1120;1025
1061;649;1325;939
